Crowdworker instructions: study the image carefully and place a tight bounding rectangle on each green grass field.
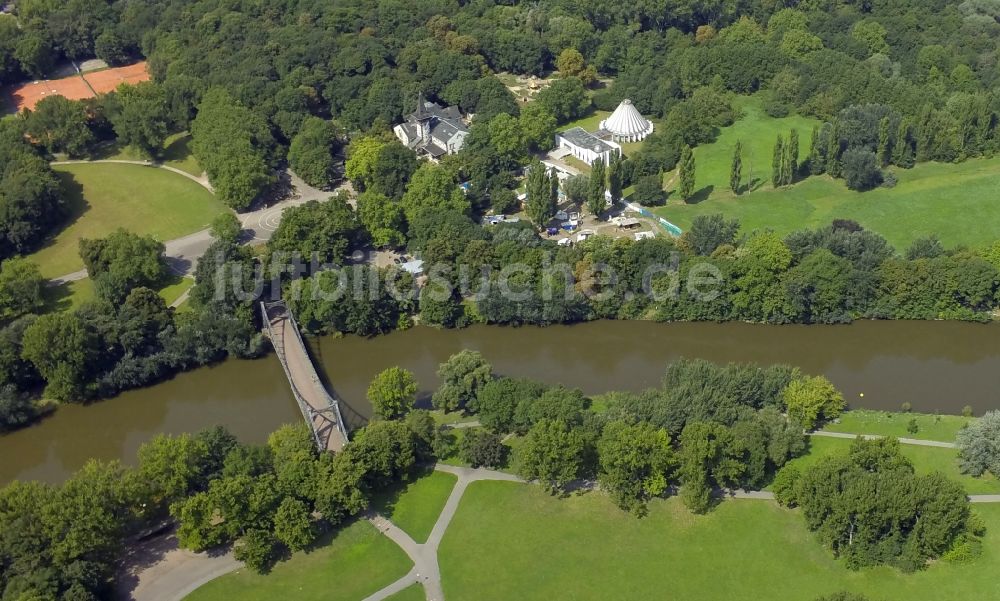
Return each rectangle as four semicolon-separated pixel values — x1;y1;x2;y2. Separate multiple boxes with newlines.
783;436;1000;495
43;275;193;313
652;96;1000;250
439;480;1000;601
823;410;973;442
183;521;412;601
372;469;457;543
93;132;204;177
29;163;223;278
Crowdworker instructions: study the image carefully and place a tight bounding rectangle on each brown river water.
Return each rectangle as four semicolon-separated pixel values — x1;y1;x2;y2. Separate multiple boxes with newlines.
2;320;998;484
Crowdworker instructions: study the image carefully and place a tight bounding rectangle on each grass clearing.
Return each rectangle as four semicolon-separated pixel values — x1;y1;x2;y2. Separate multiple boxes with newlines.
30;163;223;278
43;274;194;313
372;469;457;543
652;96;1000;249
783;436;1000;495
823;410;973;442
183;520;412;601
440;480;1000;601
93;132;203;176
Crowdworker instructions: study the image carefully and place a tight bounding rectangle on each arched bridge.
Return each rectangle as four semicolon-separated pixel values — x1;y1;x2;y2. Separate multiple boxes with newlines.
260;301;349;452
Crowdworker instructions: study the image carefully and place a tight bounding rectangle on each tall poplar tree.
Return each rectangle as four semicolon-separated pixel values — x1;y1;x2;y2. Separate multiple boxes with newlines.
587;157;607;217
678;145;696;200
525;161;555;226
808;126;824;175
730;140;742;195
771;135;785;187
785;128;799;184
877;116;891;167
607;153;624;205
825;124;841;178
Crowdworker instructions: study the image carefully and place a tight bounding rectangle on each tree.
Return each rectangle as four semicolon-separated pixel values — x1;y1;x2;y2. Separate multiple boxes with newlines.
191;88;275;210
273;497;316;552
357;191;406;249
288;117;339;188
233;528;277;573
607;153;624;205
556;48;585;77
268;194;360;264
892;119;914;167
20;312;98;401
877;116;891;167
681;214;739;256
729;140;743;194
79;229;167;304
841;149;881;191
476;377;546;433
210;213;241;245
786;128;799;183
25;96;94;157
400;163;468;223
632;173;664;206
515;420;585;493
110;82;170;157
519;103;557;152
535;77;590;123
825;124;841;177
678;145;696;200
587;157;607;217
808;126;824;175
484;113;527;161
367;367;418;420
459;429;508;468
598;421;677;514
782;375;845;429
431;350;493;413
344;136;386;190
771;135;785;187
956;410;1000;477
525;162;556;227
0;258;45;320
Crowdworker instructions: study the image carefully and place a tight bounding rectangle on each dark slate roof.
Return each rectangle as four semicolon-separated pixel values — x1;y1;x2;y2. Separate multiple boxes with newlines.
559;127;617;154
424;142;447;157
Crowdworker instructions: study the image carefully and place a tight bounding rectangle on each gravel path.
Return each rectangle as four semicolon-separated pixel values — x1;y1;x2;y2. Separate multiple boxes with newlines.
808;430;957;448
47;165;339;284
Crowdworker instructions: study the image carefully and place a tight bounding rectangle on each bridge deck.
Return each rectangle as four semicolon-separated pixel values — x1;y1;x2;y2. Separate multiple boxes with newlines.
262;302;348;453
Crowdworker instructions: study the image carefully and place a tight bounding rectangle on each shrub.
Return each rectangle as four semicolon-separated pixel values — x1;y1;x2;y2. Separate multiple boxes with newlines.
459;428;508;468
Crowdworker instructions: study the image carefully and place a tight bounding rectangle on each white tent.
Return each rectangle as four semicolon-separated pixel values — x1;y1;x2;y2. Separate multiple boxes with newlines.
600;99;654;143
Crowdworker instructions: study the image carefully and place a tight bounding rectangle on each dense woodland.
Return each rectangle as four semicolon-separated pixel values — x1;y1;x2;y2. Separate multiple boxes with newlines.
0;356;984;600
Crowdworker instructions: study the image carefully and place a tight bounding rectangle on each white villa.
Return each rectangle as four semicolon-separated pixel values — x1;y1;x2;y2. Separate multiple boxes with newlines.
554;127;621;166
553;99;654;165
393;94;469;160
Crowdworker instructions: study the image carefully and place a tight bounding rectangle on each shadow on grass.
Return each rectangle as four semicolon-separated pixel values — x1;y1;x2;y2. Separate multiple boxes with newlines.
162;135;193;163
42;280;76;313
684;185;714;204
35;172;88;254
368;465;438;518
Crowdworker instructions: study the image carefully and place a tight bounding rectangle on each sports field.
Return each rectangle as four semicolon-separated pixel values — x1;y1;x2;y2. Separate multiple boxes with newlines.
653;97;1000;250
2;62;150;113
30;163;223;278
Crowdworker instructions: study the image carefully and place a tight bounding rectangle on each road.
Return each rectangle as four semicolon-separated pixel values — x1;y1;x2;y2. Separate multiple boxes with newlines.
49;166;341;284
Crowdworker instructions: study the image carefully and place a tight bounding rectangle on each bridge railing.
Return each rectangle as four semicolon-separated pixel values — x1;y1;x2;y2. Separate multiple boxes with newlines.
260;301;349;450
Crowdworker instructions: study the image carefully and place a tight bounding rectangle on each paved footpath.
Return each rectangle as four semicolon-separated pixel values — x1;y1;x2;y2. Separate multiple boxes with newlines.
362;465;523;601
808;430;957;448
48;164;340;284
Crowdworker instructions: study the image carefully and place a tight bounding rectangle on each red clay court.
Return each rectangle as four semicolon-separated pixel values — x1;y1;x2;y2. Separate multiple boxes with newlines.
2;61;150;113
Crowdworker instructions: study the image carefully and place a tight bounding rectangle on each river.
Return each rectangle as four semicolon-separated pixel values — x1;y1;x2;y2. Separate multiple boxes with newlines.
2;320;998;484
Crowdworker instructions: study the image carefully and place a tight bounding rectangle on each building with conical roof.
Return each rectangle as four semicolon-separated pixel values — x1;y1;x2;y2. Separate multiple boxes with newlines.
599;99;654;143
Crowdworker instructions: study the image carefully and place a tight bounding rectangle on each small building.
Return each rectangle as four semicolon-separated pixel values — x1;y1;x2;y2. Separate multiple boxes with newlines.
600;99;655;143
394;93;469;160
554;127;621;166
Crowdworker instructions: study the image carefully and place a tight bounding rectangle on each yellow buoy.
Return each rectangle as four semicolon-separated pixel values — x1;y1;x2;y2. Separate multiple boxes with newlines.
859;393;865;397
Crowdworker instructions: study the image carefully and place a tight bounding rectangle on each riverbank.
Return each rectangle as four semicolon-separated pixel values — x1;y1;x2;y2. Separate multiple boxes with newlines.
3;319;999;485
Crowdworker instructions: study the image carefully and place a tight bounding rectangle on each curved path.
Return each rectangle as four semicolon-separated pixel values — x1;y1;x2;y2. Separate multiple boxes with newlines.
362;464;523;601
48;164;341;284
